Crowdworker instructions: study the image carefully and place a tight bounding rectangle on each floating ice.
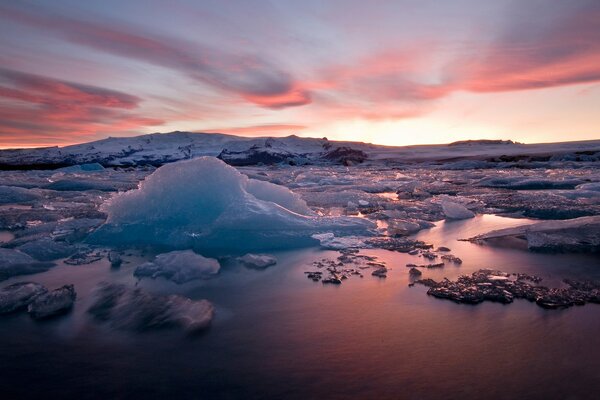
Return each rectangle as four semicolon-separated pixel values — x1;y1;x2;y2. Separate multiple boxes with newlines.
312;233;366;250
468;215;600;252
27;284;76;319
441;201;475;220
55;163;105;173
17;238;77;261
0;248;55;281
88;282;214;333
237;253;277;269
90;157;373;252
134;250;220;284
0;282;48;314
44;179;119;192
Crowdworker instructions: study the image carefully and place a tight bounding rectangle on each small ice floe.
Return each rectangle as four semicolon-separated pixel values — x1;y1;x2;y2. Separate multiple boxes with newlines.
237;253;277;269
441;200;475;220
0;282;47;314
0;248;55;280
311;233;365;250
134;250;220;284
27;284;76;319
88;282;214;333
108;251;122;267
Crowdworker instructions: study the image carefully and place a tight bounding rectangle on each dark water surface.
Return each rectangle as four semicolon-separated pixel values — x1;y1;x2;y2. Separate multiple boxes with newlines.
1;215;599;399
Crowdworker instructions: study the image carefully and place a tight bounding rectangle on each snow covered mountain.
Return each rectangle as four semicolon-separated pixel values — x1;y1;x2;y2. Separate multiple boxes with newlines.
0;131;599;169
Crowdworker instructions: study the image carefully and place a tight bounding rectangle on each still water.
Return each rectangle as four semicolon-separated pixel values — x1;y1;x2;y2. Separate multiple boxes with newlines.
1;215;599;399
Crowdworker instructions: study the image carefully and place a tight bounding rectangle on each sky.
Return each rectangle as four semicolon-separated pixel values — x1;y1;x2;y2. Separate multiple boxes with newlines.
0;0;599;148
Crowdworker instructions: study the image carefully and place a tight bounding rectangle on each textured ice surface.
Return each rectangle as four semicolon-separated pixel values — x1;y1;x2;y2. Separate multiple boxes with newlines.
134;250;220;284
0;248;55;281
88;282;214;333
312;233;366;250
54;163;105;173
441;201;475;220
27;284;76;319
237;253;277;269
90;157;373;252
17;238;77;261
469;216;600;252
0;282;47;314
0;186;39;204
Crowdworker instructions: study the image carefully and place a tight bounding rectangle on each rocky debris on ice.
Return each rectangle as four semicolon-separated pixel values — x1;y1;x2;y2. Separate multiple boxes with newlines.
304;250;389;284
413;269;600;308
371;267;388;278
364;237;433;253
27;284;76;319
408;267;422;276
467;215;600;252
134;250;220;284
321;146;368;166
217;146;304;166
64;249;103;265
90;157;373;252
440;254;463;264
237;253;277;269
88;282;214;333
0;282;48;314
406;262;444;269
441;200;475;220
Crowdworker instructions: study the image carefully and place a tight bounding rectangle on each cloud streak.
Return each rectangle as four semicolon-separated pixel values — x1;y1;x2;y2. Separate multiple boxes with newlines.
0;68;163;144
0;4;311;110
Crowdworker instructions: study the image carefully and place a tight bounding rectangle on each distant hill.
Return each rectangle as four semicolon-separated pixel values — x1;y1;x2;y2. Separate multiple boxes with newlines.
0;131;598;169
448;139;519;146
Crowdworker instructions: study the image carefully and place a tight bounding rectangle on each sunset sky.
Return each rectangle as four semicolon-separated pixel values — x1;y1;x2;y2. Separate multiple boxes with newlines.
1;0;599;148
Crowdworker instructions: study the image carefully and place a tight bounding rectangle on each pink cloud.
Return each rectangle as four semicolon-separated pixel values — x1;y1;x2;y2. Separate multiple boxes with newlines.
0;69;163;145
0;4;311;110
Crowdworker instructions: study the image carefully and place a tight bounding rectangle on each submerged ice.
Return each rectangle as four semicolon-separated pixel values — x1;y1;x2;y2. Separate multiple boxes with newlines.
90;157;373;252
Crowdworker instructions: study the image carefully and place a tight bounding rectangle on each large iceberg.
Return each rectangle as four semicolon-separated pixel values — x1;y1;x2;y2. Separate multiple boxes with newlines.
90;157;373;252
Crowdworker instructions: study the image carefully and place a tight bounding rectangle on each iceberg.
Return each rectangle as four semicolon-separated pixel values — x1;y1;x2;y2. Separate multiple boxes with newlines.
90;157;373;253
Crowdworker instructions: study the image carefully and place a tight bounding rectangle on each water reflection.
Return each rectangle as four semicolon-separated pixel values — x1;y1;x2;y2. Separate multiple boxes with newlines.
0;215;599;399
